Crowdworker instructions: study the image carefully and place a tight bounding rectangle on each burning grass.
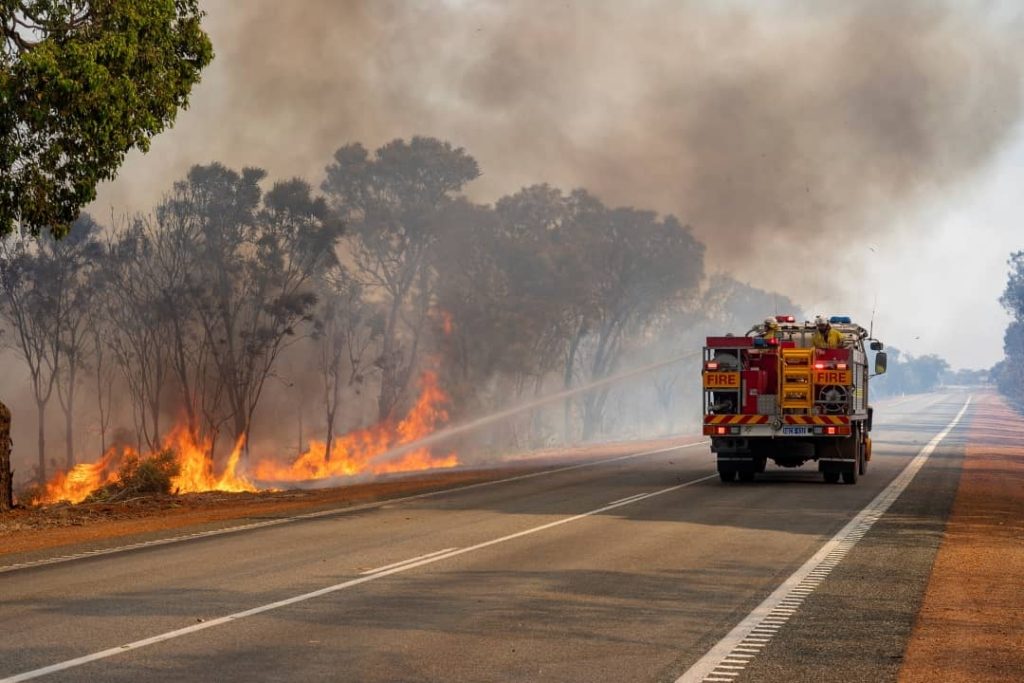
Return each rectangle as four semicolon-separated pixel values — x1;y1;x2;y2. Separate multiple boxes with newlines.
29;371;458;506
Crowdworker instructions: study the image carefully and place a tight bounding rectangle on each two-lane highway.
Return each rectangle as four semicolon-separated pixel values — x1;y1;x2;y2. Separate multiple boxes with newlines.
0;392;971;682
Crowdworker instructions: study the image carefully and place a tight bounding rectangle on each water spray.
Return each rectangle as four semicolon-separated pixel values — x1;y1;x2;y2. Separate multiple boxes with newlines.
270;350;703;489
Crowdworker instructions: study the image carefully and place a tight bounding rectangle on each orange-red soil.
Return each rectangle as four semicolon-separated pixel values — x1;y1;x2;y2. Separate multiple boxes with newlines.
0;436;687;557
0;469;513;556
899;392;1024;682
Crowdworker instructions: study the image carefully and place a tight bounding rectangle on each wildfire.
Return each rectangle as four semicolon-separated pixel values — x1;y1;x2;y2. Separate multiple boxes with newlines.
254;370;458;482
40;448;121;505
35;371;458;504
440;310;454;336
165;424;255;495
35;426;256;505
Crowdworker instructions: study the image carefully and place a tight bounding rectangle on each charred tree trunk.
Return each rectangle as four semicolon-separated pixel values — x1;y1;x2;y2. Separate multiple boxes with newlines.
64;402;73;471
562;321;585;443
61;361;77;470
377;296;403;422
35;398;46;483
1;400;13;511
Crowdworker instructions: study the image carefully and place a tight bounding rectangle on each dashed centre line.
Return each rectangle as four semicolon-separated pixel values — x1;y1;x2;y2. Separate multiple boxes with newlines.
0;441;707;575
1;454;717;682
359;548;457;575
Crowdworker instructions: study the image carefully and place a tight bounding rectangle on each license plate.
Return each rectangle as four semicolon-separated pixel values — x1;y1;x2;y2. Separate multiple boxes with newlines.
781;426;810;435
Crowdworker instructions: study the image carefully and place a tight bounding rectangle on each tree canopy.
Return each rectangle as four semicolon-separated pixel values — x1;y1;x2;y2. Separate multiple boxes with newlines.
994;251;1024;400
1;0;213;237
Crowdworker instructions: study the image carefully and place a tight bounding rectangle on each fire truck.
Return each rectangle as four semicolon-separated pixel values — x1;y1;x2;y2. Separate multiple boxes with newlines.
702;316;887;484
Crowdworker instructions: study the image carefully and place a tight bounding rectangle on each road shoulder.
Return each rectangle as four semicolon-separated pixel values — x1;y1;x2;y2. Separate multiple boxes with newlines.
726;404;966;683
898;391;1024;683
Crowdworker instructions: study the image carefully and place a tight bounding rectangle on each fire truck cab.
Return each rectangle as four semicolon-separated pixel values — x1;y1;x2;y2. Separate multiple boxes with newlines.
702;316;887;484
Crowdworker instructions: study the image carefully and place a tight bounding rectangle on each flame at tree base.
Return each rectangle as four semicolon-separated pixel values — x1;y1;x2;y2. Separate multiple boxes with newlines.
37;426;257;505
35;371;458;504
254;370;457;482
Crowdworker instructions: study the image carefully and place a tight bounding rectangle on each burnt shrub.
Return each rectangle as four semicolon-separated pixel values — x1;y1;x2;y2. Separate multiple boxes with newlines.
116;449;180;495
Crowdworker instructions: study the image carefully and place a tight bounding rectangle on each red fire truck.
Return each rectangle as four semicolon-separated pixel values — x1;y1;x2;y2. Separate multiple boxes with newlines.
702;316;887;484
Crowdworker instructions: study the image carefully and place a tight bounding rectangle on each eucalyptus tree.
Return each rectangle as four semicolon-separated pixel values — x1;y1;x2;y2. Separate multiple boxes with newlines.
322;137;479;420
1;0;212;237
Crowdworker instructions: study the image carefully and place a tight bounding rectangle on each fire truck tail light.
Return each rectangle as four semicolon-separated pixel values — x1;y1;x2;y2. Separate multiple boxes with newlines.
715;426;728;435
814;362;825;369
706;361;719;370
826;426;837;435
837;363;847;370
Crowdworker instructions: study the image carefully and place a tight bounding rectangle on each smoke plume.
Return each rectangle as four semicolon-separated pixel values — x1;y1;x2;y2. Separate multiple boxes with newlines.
92;0;1023;292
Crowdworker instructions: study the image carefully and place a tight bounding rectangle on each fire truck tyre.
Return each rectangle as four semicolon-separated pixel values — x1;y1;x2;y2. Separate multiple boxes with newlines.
842;459;859;485
823;470;841;484
858;441;867;476
738;470;756;482
718;467;736;483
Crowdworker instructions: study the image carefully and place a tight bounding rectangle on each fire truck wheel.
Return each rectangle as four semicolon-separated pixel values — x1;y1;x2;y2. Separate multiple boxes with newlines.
738;470;756;482
823;470;840;484
858;441;868;476
718;468;736;483
841;459;859;485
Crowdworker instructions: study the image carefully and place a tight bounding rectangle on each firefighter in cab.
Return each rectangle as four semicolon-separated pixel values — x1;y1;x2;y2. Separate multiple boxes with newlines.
762;317;780;343
812;315;844;349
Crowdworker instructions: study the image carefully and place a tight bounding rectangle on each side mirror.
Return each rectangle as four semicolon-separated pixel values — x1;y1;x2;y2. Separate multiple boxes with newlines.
870;340;883;351
875;351;888;375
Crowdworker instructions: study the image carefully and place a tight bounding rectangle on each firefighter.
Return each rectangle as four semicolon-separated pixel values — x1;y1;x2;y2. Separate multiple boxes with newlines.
812;315;844;349
762;317;780;342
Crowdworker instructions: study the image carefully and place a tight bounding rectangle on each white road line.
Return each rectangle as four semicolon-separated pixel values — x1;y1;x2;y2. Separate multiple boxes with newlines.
359;548;458;575
0;472;719;682
608;492;650;506
0;440;708;575
677;396;972;683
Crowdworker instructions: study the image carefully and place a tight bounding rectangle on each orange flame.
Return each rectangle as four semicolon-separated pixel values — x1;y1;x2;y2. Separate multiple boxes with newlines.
39;448;122;505
165;424;255;495
36;426;256;505
254;370;458;482
36;371;458;503
440;310;454;336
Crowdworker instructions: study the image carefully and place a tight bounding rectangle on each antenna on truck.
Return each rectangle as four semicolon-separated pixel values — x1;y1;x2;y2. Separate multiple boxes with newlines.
868;294;877;340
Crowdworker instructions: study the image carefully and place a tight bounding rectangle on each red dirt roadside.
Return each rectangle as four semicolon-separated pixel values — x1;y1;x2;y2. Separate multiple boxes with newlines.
899;391;1024;682
0;437;686;557
0;469;505;556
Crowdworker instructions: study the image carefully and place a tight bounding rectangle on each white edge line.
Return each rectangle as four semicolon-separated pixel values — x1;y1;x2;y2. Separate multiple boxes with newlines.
359;547;458;575
0;440;709;575
676;395;972;683
0;472;720;682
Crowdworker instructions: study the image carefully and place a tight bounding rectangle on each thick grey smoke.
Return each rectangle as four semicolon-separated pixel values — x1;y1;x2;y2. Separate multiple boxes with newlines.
92;0;1021;293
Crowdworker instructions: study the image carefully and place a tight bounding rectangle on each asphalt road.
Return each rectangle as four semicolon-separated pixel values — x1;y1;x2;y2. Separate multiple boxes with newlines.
0;391;971;683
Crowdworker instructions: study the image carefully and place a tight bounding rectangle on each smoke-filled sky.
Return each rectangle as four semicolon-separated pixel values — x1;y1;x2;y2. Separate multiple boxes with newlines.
89;0;1024;369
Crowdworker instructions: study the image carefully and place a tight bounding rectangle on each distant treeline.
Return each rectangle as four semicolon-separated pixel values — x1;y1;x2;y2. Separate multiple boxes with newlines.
0;137;800;483
992;252;1024;401
869;349;976;397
